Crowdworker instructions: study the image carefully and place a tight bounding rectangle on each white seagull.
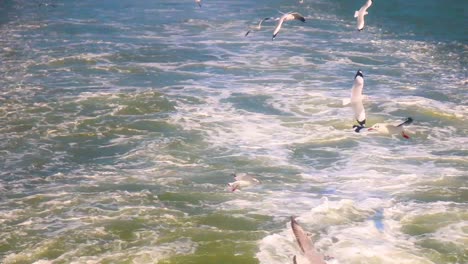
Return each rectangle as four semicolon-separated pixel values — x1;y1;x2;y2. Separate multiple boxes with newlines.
195;0;201;8
245;17;272;37
290;217;327;264
272;12;306;40
227;173;261;192
354;0;373;31
349;70;367;132
368;117;413;139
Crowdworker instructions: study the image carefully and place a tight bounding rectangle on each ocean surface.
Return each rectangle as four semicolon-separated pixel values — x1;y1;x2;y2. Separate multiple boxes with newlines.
0;0;467;263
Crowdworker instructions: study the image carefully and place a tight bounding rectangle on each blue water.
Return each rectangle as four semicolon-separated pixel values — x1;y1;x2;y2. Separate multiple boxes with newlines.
1;0;467;263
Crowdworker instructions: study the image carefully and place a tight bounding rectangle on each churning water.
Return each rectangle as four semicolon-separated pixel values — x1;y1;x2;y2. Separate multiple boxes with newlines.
0;0;466;263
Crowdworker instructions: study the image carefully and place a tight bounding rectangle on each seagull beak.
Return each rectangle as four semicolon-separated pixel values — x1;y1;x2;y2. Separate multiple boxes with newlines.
367;128;374;131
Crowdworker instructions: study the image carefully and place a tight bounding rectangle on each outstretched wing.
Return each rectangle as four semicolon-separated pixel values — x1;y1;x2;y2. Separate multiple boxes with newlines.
290;217;326;264
291;12;306;22
272;16;286;39
234;173;254;181
362;0;373;11
258;17;271;28
351;100;366;125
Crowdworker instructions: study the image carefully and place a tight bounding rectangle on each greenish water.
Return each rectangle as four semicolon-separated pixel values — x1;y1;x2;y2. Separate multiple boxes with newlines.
0;0;467;263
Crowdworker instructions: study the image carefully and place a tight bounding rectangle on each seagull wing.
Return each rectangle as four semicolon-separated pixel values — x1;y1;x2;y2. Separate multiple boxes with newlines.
397;117;413;127
258;17;271;28
272;15;286;39
234;173;251;181
291;217;326;264
350;75;366;125
351;100;366;125
357;16;365;31
291;13;306;22
362;0;373;11
350;75;364;101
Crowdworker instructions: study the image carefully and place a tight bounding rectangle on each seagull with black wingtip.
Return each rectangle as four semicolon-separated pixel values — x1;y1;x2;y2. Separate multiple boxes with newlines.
272;12;306;40
245;17;273;37
349;70;367;132
368;117;413;139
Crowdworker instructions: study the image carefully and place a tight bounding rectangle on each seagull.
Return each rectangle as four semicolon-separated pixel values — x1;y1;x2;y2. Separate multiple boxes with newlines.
354;0;373;31
290;217;327;264
368;117;413;139
245;17;272;37
227;173;261;192
272;12;305;40
195;0;202;8
349;70;367;132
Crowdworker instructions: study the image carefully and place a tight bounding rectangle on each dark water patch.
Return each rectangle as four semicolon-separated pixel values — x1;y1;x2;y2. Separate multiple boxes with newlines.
401;212;467;236
158;192;230;206
418;239;468;264
104;218;145;241
160;248;259;264
195;213;261;231
396;176;468;203
224;93;289;116
290;140;354;170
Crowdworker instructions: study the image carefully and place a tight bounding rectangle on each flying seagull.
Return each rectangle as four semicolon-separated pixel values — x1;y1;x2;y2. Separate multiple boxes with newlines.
245;17;272;37
368;117;413;139
354;0;373;31
290;217;327;264
350;70;367;132
195;0;202;8
227;173;261;192
272;12;305;40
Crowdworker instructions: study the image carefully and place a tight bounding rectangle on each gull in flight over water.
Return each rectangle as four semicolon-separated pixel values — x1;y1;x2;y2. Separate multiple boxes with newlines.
245;17;272;37
368;117;413;139
354;0;373;31
348;70;367;132
272;12;305;40
290;217;327;264
227;173;261;192
195;0;202;8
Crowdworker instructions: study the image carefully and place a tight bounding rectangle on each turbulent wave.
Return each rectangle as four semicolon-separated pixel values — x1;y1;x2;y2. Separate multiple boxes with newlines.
0;0;466;263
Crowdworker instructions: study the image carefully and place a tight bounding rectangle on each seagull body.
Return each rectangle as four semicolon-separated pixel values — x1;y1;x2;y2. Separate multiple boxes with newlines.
350;70;366;132
195;0;201;8
228;173;261;192
272;12;305;40
291;217;327;264
245;17;272;37
368;117;413;139
354;0;373;31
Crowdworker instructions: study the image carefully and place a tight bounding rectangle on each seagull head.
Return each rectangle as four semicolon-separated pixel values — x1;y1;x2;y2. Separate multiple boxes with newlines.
355;70;364;79
367;123;382;132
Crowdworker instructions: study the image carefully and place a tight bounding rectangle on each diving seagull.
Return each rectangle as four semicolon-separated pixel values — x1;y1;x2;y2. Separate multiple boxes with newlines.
195;0;201;8
349;70;367;132
368;117;413;139
272;12;305;40
227;173;261;192
354;0;373;31
290;217;327;264
245;17;272;37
